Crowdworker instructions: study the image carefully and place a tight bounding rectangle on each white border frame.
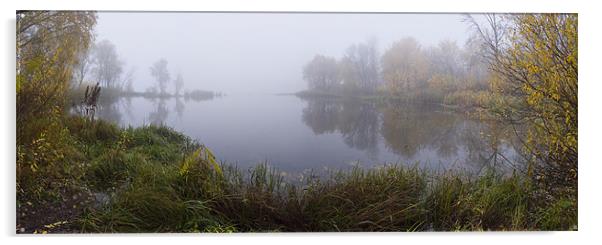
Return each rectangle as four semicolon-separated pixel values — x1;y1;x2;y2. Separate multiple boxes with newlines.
2;1;600;244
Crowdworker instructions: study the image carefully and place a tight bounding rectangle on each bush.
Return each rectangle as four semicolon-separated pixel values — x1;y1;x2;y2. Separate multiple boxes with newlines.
17;116;84;203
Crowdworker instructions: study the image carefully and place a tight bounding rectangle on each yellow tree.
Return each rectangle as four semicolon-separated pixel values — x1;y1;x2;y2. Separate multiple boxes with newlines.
381;37;429;97
470;14;577;187
16;11;97;202
17;11;97;142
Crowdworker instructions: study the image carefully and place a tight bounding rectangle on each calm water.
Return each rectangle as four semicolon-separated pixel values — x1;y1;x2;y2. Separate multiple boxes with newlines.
95;94;520;176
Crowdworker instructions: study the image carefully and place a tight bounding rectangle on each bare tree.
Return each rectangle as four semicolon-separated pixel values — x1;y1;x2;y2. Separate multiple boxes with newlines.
72;48;92;87
428;40;463;77
339;38;380;93
462;14;508;63
150;58;170;95
122;67;136;93
91;39;123;88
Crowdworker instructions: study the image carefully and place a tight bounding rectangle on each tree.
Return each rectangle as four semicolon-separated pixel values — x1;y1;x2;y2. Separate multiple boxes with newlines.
381;37;429;95
428;40;463;77
174;73;184;96
463;14;508;62
337;57;359;93
150;58;170;95
338;39;380;93
122;67;136;93
461;35;490;90
303;55;339;91
469;14;577;188
91;40;123;88
16;11;97;142
72;48;92;87
16;10;97;210
425;40;463;96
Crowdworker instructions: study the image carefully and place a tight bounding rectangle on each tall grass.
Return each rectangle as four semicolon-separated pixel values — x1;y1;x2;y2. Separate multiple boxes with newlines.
19;116;576;232
425;171;530;230
78;143;576;232
298;166;427;231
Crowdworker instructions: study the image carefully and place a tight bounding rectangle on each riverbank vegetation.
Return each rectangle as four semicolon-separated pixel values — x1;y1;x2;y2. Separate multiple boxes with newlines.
20;117;577;232
16;11;577;233
76;121;576;232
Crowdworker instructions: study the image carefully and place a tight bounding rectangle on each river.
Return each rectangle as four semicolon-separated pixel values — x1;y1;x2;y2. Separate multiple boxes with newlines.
94;94;521;178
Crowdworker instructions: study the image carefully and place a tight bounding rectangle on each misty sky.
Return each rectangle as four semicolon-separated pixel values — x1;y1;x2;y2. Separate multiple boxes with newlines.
94;12;473;94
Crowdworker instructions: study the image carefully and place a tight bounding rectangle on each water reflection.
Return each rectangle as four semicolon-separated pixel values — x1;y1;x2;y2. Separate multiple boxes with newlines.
459;120;522;173
302;99;380;158
175;97;185;120
92;94;521;174
123;96;134;122
96;95;213;125
302;98;520;172
379;103;475;161
149;98;169;125
96;93;123;125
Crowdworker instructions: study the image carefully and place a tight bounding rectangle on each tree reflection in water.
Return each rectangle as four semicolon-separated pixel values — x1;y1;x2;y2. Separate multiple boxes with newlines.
302;98;380;159
149;98;169;125
91;94;521;173
175;97;185;121
302;97;520;171
96;92;123;125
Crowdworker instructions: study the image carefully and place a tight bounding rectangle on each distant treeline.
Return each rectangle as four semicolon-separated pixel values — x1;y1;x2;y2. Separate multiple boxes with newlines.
301;36;490;107
70;37;220;103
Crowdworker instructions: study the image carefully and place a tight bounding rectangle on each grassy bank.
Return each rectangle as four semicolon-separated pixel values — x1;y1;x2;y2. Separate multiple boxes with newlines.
16;116;576;233
294;89;494;113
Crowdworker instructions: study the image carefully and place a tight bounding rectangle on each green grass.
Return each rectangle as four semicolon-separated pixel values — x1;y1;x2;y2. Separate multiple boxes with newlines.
17;116;577;233
425;172;531;230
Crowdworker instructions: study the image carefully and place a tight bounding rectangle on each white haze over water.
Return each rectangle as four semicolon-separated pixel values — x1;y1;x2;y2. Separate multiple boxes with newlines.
94;12;471;95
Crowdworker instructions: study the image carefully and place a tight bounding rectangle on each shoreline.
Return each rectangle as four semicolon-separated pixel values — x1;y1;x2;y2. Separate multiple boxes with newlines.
17;116;576;233
293;90;481;112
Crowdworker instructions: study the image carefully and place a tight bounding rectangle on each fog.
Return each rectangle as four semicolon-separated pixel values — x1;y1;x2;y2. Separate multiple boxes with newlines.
94;12;471;94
